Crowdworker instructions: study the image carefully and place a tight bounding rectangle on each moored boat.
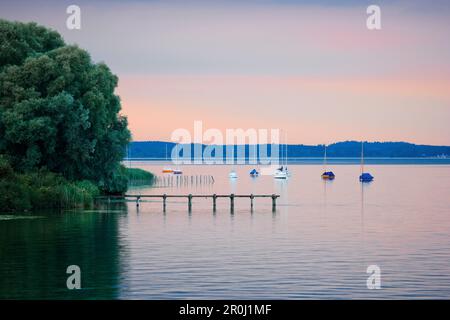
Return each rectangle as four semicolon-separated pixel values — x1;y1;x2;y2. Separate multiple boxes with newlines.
321;145;335;180
359;141;374;182
359;172;374;182
274;132;290;179
274;166;288;179
229;170;238;179
322;171;335;180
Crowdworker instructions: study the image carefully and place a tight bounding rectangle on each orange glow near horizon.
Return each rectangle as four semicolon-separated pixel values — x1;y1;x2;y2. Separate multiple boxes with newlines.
118;75;450;145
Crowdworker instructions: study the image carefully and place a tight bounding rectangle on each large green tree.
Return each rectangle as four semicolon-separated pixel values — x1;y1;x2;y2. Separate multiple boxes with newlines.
0;20;130;192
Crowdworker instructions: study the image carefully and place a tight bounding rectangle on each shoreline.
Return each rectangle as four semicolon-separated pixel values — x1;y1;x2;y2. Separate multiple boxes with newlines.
123;158;450;165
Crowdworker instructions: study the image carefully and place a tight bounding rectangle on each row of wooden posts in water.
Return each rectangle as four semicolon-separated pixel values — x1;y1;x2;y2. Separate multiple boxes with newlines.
152;175;215;187
99;194;280;212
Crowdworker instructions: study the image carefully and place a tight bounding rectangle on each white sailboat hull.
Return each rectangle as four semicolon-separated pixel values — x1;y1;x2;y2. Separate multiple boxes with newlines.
274;171;288;179
229;172;238;179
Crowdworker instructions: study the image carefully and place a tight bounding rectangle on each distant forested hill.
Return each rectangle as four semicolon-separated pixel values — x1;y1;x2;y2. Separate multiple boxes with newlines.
127;141;450;159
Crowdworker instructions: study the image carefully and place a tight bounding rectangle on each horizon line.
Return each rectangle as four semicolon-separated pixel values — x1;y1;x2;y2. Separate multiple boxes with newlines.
128;140;450;148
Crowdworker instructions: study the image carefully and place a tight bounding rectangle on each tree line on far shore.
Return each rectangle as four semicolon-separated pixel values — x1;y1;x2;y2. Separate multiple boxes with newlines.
128;141;450;159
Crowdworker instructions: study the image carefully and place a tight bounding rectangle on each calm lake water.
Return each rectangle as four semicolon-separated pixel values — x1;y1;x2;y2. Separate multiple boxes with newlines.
1;163;450;299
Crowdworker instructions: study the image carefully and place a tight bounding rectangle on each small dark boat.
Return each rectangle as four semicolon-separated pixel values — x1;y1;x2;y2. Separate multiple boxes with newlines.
250;169;259;177
322;171;335;180
359;172;374;182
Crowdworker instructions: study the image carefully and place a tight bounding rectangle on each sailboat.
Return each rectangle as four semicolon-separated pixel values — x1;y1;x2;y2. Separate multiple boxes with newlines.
173;144;183;175
274;134;289;179
229;168;238;179
173;168;183;175
359;141;374;182
162;144;173;173
274;167;288;179
321;145;335;180
249;168;259;177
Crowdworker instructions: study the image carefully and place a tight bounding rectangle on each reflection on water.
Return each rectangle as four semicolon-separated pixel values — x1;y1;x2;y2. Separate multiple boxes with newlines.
1;164;450;299
0;203;128;299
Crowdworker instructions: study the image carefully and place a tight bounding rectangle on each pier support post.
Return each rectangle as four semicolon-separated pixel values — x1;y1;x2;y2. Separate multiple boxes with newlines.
230;194;235;213
271;194;277;212
188;194;192;212
250;194;254;211
163;194;167;212
136;196;141;207
213;194;217;212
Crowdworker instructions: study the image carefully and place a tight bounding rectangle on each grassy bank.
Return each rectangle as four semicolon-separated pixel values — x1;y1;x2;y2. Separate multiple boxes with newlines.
0;170;100;212
0;158;154;212
126;167;155;186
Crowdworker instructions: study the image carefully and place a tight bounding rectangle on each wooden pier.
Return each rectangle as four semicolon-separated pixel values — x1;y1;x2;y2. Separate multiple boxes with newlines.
97;194;280;212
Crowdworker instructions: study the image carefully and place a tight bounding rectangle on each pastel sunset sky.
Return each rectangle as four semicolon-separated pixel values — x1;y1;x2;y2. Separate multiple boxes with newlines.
1;0;450;145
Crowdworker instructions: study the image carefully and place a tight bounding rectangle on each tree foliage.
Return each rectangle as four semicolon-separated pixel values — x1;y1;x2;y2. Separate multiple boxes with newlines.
0;20;130;193
0;20;64;72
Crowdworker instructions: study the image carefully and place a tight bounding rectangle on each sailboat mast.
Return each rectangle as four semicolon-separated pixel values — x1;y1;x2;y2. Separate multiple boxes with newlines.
361;141;364;174
285;131;288;167
324;145;327;171
279;130;283;168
